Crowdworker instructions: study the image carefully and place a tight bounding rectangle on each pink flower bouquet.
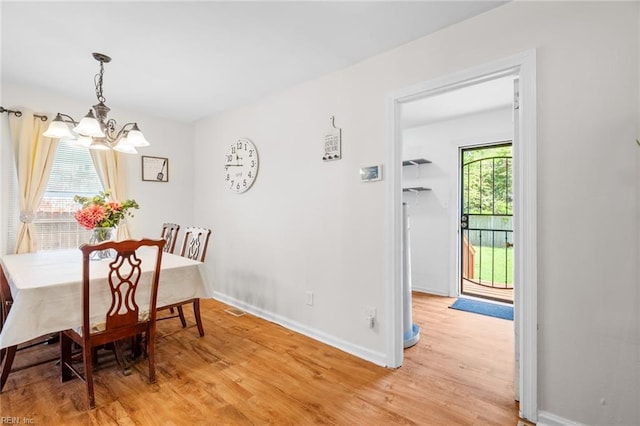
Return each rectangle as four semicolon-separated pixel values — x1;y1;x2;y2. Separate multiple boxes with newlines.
74;190;139;230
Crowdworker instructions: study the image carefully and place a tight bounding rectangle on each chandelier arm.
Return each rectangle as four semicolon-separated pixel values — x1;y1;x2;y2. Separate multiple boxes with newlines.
103;121;137;144
102;118;118;143
57;113;78;125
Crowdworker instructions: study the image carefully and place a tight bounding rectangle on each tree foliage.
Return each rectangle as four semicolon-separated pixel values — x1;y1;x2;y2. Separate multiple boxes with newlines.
462;145;512;215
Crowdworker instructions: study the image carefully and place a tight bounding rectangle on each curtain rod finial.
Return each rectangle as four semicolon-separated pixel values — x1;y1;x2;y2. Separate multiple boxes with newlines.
0;107;22;118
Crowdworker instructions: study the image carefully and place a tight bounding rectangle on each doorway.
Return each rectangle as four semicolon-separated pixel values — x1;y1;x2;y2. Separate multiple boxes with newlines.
460;143;514;304
386;50;537;421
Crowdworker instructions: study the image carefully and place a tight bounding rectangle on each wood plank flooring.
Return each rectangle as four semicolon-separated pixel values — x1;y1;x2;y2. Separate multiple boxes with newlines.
0;293;520;425
462;279;514;303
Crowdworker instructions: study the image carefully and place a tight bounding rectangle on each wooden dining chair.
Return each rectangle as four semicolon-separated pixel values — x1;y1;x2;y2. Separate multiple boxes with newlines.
1;266;58;392
157;227;211;337
60;238;165;409
161;223;180;254
0;265;15;391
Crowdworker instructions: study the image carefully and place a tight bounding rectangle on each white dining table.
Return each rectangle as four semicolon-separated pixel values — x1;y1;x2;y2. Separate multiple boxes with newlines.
0;248;210;350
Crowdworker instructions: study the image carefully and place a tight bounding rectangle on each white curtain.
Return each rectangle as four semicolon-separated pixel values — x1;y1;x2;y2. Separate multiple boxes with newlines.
9;110;59;253
90;150;132;240
0;112;18;255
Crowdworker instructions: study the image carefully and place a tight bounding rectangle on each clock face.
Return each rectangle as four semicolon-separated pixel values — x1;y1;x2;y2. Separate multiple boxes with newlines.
224;138;259;193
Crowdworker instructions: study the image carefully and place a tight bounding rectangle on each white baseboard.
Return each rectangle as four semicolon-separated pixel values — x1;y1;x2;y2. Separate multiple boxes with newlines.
411;286;449;296
212;291;389;367
537;411;584;426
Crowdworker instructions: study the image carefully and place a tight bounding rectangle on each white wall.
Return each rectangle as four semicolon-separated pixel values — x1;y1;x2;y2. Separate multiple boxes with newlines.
402;107;512;296
0;83;195;241
195;2;638;424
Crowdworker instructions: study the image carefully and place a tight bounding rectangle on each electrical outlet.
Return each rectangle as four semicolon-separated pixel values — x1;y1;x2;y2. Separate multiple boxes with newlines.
305;291;314;306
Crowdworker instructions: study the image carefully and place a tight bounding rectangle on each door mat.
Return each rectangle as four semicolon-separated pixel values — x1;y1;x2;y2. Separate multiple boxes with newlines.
450;298;513;321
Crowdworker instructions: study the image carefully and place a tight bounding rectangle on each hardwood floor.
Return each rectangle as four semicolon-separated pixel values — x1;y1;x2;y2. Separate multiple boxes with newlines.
0;293;519;425
462;279;514;303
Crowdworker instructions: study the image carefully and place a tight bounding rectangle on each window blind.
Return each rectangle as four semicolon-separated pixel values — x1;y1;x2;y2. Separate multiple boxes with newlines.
35;140;103;251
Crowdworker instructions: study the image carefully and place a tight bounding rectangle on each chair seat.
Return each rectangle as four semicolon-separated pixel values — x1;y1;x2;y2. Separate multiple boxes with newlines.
72;311;151;336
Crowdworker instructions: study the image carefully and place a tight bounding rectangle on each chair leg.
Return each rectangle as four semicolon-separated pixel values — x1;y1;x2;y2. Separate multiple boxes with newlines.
193;298;204;337
0;345;17;392
113;340;131;376
60;333;73;382
83;342;95;409
92;347;99;368
131;334;142;360
146;328;156;384
176;306;187;329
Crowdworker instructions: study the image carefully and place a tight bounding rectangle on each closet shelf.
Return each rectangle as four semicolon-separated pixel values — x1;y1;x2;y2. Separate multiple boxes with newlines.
402;158;431;166
403;187;432;192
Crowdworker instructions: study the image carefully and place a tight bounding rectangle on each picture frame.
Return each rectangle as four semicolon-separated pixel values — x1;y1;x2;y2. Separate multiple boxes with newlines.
359;164;382;182
142;156;169;182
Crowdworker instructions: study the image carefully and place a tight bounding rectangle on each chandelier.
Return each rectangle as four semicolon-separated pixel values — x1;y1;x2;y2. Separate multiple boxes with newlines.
43;52;149;154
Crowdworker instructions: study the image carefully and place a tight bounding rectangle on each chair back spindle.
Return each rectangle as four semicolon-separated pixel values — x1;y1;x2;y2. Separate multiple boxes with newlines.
161;223;180;254
179;227;212;262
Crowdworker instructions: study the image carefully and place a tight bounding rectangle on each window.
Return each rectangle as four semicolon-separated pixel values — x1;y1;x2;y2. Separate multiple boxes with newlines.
34;140;103;251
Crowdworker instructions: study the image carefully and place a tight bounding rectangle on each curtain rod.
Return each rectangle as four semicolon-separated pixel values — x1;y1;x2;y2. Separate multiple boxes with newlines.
0;107;48;121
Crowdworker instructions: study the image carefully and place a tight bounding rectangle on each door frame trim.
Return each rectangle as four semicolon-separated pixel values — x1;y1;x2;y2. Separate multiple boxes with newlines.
384;49;537;421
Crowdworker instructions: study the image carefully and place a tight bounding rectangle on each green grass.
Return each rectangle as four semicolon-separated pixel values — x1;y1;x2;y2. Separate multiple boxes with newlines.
473;245;513;285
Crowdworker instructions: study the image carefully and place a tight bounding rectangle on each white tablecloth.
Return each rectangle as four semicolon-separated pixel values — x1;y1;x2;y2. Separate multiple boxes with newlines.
0;248;209;349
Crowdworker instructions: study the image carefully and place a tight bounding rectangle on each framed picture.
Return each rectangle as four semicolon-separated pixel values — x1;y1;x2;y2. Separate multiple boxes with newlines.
360;164;382;182
142;156;169;182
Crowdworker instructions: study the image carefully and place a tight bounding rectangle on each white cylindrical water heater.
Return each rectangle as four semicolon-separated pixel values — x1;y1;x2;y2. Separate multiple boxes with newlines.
402;202;420;348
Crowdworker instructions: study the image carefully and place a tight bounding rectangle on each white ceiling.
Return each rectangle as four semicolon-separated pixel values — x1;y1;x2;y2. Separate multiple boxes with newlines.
1;1;507;124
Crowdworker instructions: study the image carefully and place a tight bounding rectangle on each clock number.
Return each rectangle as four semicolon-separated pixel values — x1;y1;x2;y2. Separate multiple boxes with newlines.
231;147;236;154
248;171;252;178
251;160;255;167
236;183;240;190
226;154;232;162
249;150;253;157
226;174;230;181
237;141;243;149
243;179;247;187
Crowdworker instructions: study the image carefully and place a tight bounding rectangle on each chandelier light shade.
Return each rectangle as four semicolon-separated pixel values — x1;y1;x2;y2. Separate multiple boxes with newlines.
42;114;75;139
42;52;149;154
73;110;105;138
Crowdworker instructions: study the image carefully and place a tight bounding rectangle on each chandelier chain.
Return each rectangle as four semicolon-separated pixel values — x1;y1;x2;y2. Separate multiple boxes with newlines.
95;60;106;104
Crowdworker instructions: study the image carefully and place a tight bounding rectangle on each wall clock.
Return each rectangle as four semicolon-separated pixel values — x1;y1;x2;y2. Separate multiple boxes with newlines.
224;138;259;193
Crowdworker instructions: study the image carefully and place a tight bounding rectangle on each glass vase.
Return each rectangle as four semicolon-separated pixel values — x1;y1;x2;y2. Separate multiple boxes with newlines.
89;226;116;260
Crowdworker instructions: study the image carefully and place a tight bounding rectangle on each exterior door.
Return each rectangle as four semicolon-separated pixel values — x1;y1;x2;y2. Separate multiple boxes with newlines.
460;143;513;303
